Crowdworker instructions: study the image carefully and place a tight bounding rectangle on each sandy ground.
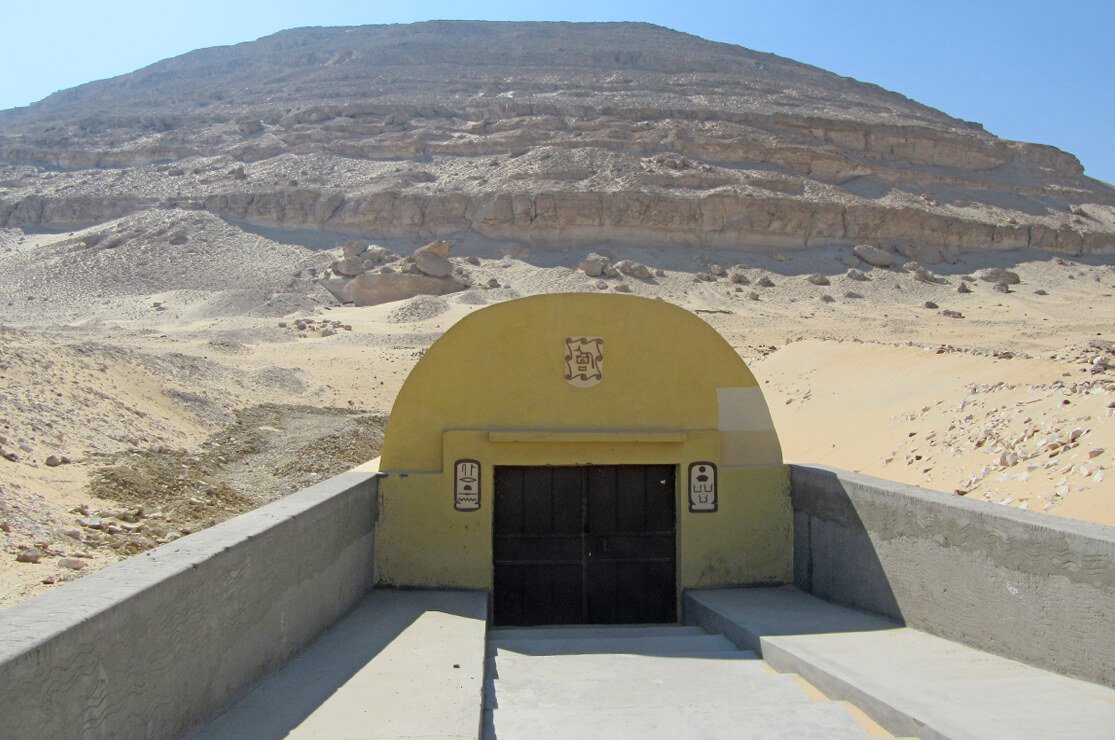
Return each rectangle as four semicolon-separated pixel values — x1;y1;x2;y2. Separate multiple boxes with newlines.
2;219;1113;608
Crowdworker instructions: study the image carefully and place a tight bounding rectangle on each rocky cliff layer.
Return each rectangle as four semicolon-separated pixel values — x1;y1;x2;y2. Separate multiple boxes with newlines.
1;21;1113;256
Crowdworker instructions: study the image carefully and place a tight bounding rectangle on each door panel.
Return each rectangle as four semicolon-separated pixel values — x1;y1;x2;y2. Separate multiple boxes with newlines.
493;465;676;626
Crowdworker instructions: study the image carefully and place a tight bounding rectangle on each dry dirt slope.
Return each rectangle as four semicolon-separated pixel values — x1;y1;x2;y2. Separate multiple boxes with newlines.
2;233;1114;606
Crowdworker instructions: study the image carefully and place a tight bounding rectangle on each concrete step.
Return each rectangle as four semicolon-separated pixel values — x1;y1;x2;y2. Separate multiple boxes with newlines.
196;589;488;740
489;624;706;641
490;650;764;677
487;665;813;710
686;586;1115;740
490;632;737;657
483;703;876;739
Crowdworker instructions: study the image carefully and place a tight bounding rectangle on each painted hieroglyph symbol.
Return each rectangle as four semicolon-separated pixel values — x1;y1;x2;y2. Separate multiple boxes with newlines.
688;462;718;513
564;337;604;388
454;459;481;511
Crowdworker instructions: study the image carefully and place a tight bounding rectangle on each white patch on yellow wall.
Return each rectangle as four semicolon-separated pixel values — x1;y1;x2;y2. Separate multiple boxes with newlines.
564;337;604;388
717;387;775;432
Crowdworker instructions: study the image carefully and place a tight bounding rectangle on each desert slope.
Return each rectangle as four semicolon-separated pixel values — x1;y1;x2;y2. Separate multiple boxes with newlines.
1;21;1113;256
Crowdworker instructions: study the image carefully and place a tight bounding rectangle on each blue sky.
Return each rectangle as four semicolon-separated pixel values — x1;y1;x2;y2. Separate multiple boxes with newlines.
2;1;1112;185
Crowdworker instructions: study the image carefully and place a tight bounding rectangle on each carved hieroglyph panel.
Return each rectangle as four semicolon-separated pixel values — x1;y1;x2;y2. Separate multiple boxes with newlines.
688;462;718;513
454;459;481;511
564;337;603;388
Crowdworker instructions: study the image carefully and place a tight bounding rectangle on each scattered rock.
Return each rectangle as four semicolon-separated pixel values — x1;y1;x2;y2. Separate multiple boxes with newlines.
845;268;868;281
710;264;727;277
16;548;42;564
414;239;452;260
924;301;938;309
820;294;835;303
613;283;631;293
957;282;972;294
756;276;775;288
807;273;830;286
992;283;1010;293
914;267;944;284
979;268;1021;285
747;291;760;301
465;255;481;266
654;268;666;277
1034;289;1048;295
615;260;652;279
843;291;863;299
578;256;608;277
596;280;608;290
487;278;500;288
1089;448;1104;459
45;455;64;467
58;558;87;570
330;259;365;278
729;271;750;284
853;244;895;268
168;232;188;245
942;310;964;318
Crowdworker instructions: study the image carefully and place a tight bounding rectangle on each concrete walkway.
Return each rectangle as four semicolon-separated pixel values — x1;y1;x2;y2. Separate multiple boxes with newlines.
194;589;488;739
686;586;1115;740
484;624;882;739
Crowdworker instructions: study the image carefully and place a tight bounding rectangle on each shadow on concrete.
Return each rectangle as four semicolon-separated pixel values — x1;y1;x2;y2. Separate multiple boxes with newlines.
192;591;475;739
789;466;905;626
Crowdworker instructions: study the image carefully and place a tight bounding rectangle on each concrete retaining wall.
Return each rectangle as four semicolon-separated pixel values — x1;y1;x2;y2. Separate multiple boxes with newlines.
0;470;380;739
790;464;1115;689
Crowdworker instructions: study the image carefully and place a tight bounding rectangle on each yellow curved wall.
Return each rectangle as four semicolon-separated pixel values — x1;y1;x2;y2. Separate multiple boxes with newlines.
376;293;790;592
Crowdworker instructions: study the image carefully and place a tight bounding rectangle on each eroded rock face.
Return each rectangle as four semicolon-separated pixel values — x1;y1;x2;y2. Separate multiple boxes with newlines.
0;21;1112;255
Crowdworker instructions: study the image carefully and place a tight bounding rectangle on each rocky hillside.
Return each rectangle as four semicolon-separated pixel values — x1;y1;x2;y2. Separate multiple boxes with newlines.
2;20;1114;257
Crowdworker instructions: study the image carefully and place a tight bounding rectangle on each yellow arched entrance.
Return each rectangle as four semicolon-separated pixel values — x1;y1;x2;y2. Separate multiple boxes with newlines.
375;294;790;608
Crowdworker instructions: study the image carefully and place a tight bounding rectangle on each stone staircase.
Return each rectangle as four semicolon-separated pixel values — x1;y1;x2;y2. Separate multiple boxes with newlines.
483;624;886;739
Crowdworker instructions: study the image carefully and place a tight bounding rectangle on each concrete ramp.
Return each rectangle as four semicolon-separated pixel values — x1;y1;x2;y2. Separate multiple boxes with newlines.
484;624;881;739
686;587;1115;740
195;589;488;739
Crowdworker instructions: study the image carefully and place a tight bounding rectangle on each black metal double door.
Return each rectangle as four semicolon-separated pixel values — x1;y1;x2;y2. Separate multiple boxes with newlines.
493;465;677;626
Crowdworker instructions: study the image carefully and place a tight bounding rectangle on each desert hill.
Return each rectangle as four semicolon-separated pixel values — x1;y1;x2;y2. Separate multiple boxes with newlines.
2;21;1114;258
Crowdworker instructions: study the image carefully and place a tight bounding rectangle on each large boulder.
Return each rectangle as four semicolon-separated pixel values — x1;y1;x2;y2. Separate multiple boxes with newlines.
319;277;351;302
853;244;895;268
342;241;369;260
415;251;453;278
342;273;466;306
578;255;609;277
331;259;366;277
